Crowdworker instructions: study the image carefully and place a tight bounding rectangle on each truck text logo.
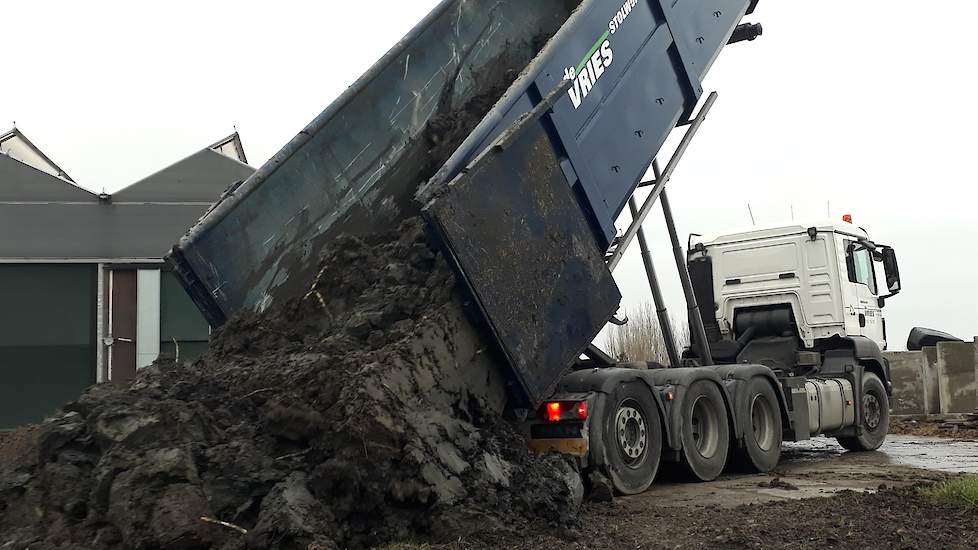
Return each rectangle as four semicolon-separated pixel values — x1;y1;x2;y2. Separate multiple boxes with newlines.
564;0;638;110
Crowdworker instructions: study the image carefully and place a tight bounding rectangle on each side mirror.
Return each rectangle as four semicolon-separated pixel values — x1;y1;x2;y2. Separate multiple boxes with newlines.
881;246;901;295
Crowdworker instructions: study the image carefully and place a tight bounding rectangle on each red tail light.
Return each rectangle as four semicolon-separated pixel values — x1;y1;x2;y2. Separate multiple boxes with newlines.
542;401;588;422
546;402;562;422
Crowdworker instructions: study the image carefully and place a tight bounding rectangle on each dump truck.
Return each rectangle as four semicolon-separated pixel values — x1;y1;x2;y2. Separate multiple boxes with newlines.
167;0;903;495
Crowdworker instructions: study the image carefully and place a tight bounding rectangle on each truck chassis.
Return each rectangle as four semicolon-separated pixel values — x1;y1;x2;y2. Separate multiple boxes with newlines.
525;95;891;493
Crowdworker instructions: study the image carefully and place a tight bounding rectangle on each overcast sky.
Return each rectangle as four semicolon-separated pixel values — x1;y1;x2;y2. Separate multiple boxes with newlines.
3;1;975;348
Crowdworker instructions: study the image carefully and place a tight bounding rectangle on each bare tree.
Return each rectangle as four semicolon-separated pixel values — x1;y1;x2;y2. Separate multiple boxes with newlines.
603;302;690;365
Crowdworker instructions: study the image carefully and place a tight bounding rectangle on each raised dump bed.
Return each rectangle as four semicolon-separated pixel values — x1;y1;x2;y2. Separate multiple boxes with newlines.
170;0;580;325
169;0;757;405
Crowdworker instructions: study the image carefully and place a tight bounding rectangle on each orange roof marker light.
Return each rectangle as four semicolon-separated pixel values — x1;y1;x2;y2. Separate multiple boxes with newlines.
842;214;853;224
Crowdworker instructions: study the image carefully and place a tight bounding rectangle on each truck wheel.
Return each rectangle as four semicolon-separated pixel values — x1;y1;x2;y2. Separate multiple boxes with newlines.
733;377;782;472
599;381;663;495
837;372;889;452
680;380;730;481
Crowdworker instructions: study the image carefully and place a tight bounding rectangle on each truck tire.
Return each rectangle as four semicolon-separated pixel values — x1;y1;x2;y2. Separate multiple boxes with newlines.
837;372;889;452
733;377;782;472
680;380;730;481
599;381;663;495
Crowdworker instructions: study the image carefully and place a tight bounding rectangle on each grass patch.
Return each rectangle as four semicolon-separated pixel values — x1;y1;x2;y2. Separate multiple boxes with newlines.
920;476;978;509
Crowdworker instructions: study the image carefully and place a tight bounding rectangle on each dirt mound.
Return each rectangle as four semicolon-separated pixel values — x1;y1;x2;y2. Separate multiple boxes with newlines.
756;477;798;491
0;219;581;549
0;425;39;472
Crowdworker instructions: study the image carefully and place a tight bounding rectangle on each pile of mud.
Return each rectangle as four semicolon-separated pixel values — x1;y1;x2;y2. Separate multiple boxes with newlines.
0;425;38;473
891;418;978;440
0;219;581;549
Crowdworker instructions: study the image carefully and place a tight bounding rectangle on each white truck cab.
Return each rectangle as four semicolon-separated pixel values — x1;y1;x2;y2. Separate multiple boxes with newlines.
686;217;902;371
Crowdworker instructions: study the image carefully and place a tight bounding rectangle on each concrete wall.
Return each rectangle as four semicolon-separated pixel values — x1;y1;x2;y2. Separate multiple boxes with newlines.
884;338;978;416
885;350;927;415
937;339;978;414
922;346;942;415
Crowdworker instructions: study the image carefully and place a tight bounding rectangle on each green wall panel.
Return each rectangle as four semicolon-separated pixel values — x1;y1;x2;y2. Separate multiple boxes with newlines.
160;271;209;364
160;271;208;341
0;265;96;429
0;346;94;427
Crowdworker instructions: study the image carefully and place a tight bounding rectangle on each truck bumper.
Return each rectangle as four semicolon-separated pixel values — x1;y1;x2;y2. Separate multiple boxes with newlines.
527;437;589;457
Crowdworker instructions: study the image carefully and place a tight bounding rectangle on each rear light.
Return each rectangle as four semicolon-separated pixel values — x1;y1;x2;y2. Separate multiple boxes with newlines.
541;400;589;422
546;402;562;422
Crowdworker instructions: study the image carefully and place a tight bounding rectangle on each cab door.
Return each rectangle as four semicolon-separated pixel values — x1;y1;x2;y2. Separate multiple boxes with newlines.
841;238;886;348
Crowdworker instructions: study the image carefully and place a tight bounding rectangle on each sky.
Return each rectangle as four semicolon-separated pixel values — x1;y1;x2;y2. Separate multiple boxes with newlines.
2;1;975;348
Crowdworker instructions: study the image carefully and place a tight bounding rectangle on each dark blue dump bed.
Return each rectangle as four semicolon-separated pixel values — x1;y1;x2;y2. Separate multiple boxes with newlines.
169;0;756;405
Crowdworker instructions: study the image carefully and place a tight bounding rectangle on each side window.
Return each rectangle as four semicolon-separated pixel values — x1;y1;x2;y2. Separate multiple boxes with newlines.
846;241;878;295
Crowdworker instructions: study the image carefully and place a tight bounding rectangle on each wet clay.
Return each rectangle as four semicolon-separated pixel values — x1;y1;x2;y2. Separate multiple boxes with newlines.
0;220;581;549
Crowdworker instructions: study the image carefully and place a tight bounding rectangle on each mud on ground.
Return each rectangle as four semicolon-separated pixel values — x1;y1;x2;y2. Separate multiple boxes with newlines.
445;483;978;549
386;431;978;549
0;220;581;550
890;417;978;440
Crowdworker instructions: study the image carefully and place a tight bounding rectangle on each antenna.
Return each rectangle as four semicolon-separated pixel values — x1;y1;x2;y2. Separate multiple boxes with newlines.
790;204;794;221
826;200;831;218
747;203;756;226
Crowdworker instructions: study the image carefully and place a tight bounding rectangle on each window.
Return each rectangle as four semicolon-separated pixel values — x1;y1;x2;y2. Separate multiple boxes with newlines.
846;241;878;295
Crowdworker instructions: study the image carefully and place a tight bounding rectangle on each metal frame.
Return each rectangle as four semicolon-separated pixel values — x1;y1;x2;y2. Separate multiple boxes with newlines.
660;179;714;366
626;196;681;368
606;92;717;270
604;92;719;366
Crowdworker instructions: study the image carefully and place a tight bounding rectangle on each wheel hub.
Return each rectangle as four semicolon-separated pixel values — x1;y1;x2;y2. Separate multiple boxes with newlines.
616;403;647;465
690;396;719;459
750;394;776;451
864;393;882;430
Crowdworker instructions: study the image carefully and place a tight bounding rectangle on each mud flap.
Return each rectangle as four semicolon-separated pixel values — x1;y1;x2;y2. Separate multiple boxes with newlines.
422;104;621;407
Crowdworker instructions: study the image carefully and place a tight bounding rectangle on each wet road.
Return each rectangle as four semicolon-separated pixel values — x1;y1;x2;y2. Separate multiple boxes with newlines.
786;435;978;474
640;434;978;508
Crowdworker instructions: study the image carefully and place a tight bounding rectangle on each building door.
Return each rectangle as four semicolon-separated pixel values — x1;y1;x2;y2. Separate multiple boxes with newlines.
109;269;138;383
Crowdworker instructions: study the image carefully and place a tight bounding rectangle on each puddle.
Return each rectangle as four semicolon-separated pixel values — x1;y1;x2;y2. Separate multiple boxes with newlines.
784;435;978;474
878;435;978;473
